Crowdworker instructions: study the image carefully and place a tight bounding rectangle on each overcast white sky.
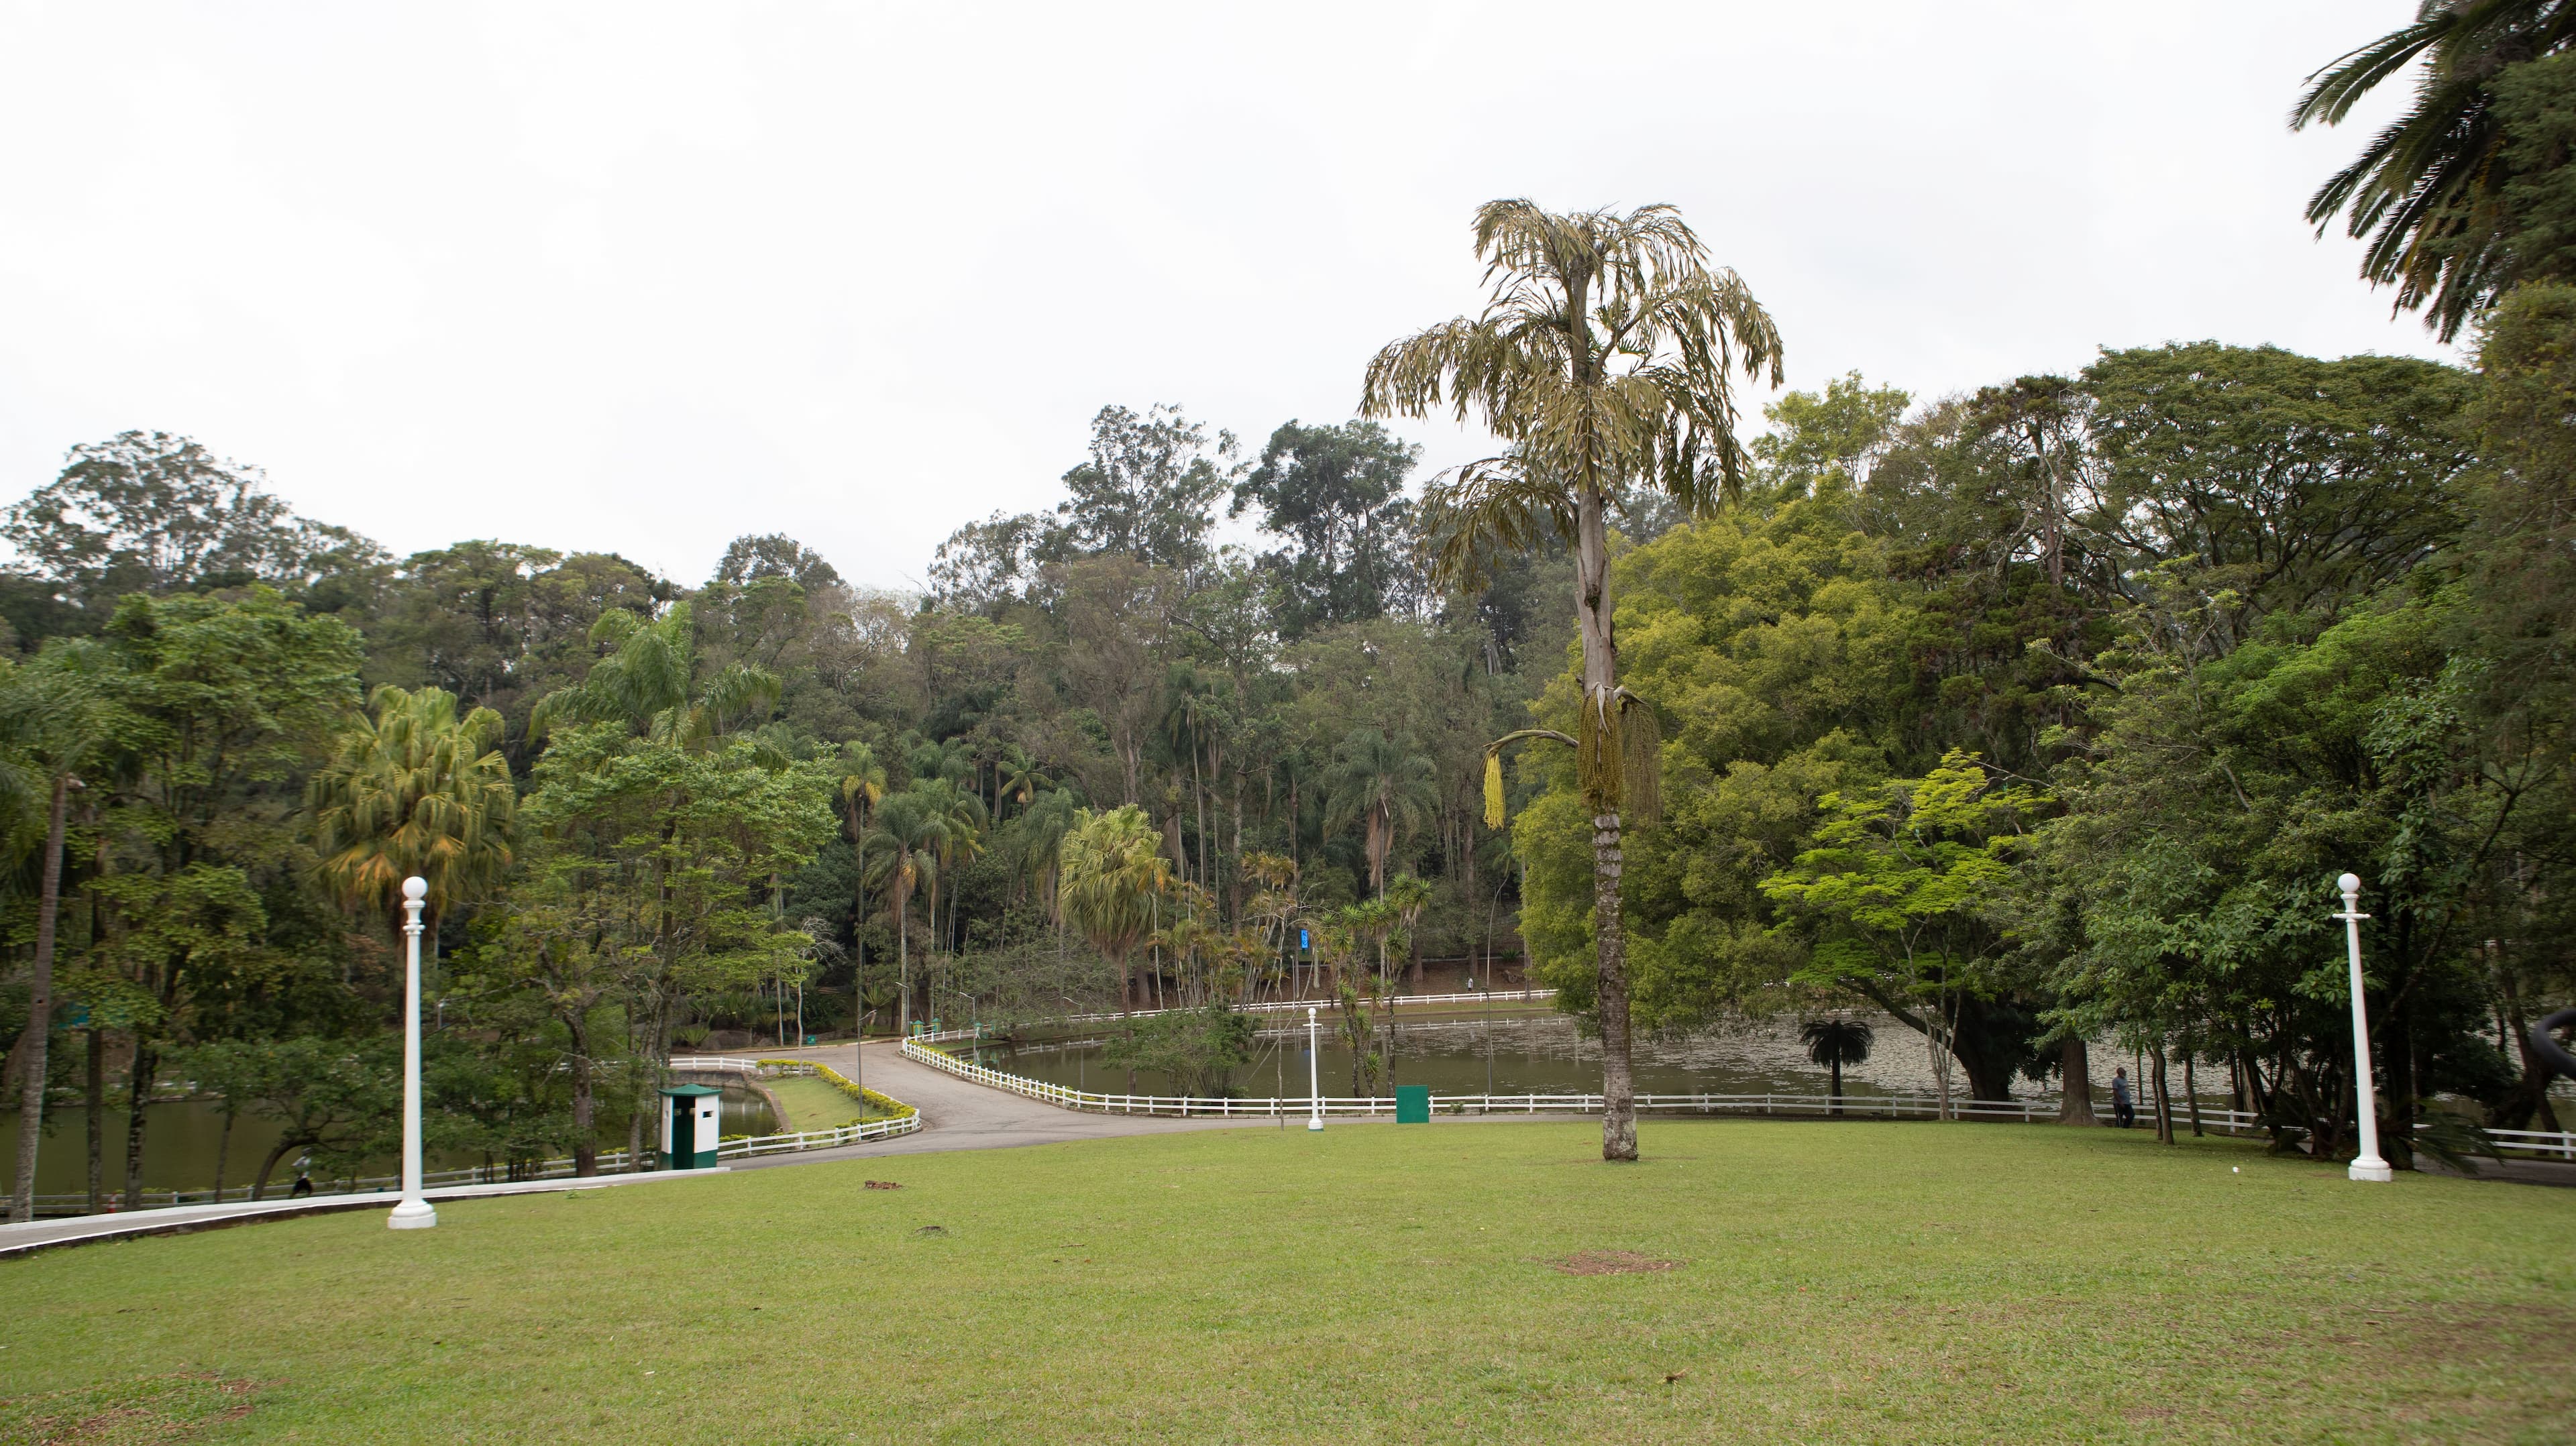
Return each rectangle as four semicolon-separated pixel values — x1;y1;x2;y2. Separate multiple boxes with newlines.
0;3;2445;592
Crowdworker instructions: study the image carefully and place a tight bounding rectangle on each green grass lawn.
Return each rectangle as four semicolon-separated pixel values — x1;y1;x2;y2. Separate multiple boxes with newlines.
765;1074;885;1133
5;1120;2572;1443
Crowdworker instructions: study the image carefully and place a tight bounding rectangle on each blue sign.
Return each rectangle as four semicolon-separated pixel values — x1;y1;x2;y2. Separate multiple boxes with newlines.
1299;928;1309;950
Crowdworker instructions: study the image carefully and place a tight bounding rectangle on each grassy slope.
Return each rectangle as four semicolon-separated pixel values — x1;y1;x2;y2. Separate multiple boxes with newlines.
3;1121;2572;1445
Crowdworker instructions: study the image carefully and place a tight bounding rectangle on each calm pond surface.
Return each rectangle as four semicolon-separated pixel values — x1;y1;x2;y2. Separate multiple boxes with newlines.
0;1085;775;1197
966;1009;2208;1105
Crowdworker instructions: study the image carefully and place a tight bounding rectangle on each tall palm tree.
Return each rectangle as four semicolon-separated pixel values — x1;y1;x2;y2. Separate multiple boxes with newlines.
917;779;987;962
1801;1017;1875;1118
1322;728;1438;897
830;741;887;1021
1364;199;1782;1162
864;789;951;1036
2;651;97;1223
1057;805;1172;1014
1016;787;1083;926
309;684;517;936
2293;1;2576;339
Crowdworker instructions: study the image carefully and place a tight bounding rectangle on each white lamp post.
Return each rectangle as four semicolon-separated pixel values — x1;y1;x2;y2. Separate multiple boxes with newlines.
388;876;437;1229
1306;1005;1324;1131
2336;873;2393;1184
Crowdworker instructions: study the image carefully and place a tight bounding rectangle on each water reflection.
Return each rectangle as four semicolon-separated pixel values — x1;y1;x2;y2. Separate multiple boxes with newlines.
0;1083;774;1197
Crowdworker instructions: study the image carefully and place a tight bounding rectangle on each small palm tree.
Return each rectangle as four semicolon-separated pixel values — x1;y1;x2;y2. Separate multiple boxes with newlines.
1364;199;1782;1163
1801;1017;1875;1117
309;684;517;936
1323;728;1437;895
1057;804;1173;1014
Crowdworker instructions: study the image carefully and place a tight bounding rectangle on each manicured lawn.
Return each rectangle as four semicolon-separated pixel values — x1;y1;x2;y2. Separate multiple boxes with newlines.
4;1120;2572;1443
765;1074;887;1132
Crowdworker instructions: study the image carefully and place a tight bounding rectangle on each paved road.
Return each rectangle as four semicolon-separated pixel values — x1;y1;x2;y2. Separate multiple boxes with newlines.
719;1038;1299;1173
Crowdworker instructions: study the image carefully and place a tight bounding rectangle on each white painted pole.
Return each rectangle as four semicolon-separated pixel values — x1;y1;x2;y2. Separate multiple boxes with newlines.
1307;1005;1323;1131
388;877;437;1228
2337;873;2393;1184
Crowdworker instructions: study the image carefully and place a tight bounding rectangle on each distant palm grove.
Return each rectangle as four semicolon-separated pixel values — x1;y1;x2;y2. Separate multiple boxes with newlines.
13;5;2576;1207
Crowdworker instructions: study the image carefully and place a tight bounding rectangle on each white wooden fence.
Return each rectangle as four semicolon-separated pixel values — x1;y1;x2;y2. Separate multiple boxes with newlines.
900;1030;2576;1160
28;1058;921;1219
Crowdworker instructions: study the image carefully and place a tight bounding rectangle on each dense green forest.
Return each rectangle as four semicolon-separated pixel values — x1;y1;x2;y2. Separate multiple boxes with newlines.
7;300;2576;1201
15;4;2576;1207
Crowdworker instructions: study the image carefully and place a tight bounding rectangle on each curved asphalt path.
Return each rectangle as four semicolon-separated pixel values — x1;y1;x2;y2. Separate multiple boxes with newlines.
719;1038;1305;1172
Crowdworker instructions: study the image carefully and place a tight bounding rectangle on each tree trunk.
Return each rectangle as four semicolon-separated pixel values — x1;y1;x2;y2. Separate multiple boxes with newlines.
1593;811;1638;1160
122;1041;155;1209
2184;1051;2203;1137
570;1025;597;1178
2057;1036;2097;1125
1829;1058;1843;1117
213;1110;234;1201
2151;1044;2174;1146
2377;964;2416;1170
1573;475;1639;1163
251;1137;302;1201
9;772;74;1223
85;1029;103;1213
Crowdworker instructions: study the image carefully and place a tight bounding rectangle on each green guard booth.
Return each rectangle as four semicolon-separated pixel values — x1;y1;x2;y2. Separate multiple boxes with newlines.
1395;1084;1431;1123
661;1083;723;1170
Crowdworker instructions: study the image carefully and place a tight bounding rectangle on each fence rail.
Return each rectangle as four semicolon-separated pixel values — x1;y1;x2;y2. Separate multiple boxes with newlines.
28;1057;921;1219
900;1035;2576;1160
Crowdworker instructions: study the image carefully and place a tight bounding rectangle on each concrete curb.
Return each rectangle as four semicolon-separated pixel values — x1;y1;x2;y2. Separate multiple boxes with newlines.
0;1167;733;1260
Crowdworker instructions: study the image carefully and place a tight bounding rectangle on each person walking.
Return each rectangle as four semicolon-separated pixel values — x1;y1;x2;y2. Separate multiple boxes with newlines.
2111;1067;2135;1129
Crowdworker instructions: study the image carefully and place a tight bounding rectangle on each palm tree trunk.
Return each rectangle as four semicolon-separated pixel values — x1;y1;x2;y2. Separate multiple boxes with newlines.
1574;477;1638;1164
9;771;74;1223
1829;1058;1843;1117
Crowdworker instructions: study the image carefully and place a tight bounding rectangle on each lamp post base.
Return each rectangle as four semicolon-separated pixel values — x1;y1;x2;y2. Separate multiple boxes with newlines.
1306;1117;1324;1132
2348;1158;2394;1184
387;1199;439;1229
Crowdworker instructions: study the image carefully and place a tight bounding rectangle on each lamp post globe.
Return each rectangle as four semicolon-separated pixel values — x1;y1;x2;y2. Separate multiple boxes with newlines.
388;875;437;1228
2336;872;2394;1184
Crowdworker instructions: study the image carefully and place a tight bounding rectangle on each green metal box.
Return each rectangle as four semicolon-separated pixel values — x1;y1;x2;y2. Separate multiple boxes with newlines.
1395;1084;1431;1123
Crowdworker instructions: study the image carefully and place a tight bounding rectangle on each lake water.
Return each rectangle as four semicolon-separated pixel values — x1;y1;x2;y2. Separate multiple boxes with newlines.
0;1085;775;1200
966;1009;2210;1105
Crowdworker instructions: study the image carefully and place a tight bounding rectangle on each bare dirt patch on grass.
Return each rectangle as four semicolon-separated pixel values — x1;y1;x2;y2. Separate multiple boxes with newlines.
0;1372;263;1443
1552;1249;1683;1276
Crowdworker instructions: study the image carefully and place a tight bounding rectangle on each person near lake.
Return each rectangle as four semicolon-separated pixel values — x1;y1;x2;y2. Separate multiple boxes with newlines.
2111;1068;2135;1129
289;1157;314;1198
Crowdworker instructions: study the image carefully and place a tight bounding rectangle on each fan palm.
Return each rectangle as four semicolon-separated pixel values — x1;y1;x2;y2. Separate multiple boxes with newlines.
309;684;517;934
1800;1017;1876;1117
1362;199;1782;1162
1057;804;1173;1014
1322;728;1437;896
2292;1;2576;340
